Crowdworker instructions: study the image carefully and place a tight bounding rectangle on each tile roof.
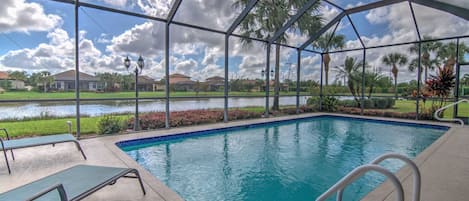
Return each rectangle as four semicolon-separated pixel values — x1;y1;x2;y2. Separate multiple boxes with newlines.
53;70;99;81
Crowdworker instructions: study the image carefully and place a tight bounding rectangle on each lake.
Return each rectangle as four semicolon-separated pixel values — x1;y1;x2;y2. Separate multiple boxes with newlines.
0;96;312;120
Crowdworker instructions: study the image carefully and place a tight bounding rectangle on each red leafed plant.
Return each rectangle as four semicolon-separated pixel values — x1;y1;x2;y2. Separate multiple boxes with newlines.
129;109;263;130
424;66;456;108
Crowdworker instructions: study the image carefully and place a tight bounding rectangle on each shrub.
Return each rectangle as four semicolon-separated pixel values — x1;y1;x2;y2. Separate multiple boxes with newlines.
371;98;387;109
322;96;338;112
307;97;320;107
363;99;374;109
130;109;263;130
338;99;358;107
97;115;125;134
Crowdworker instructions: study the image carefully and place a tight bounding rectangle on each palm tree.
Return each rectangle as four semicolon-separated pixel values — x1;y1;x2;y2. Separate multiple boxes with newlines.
233;0;322;111
312;32;345;86
364;70;385;99
382;53;408;99
408;37;441;82
437;41;468;70
38;71;54;93
334;56;363;104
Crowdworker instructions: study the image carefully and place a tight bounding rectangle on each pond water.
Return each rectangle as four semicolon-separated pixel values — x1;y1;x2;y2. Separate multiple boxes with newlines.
0;96;312;120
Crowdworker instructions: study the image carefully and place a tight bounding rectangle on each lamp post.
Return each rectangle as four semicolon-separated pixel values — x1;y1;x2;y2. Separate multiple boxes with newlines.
261;69;274;92
124;55;144;131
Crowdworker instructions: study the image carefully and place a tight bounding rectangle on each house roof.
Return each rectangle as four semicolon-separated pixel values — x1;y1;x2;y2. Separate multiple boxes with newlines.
138;75;155;84
172;80;196;85
53;70;99;81
0;72;9;80
169;73;190;79
206;76;224;81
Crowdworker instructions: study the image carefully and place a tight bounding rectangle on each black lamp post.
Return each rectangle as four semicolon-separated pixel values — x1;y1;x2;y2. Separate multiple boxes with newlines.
261;69;274;92
261;69;274;78
124;55;144;131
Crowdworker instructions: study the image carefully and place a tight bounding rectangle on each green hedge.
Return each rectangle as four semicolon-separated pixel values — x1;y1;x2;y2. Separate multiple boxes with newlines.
337;98;395;109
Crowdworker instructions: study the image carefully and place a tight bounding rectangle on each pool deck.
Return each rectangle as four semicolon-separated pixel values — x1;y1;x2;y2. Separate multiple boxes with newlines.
0;113;467;201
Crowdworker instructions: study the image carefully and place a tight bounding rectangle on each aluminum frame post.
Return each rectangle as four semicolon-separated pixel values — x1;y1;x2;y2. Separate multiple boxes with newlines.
164;24;170;128
296;49;301;114
164;0;182;129
454;38;460;118
361;49;366;115
265;44;271;117
74;0;81;139
224;35;229;122
319;53;324;110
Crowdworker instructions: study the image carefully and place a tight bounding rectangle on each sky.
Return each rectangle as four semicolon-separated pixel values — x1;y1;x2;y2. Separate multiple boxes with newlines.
0;0;468;83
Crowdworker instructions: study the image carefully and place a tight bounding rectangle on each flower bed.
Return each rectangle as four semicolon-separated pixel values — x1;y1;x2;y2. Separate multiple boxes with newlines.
129;109;263;130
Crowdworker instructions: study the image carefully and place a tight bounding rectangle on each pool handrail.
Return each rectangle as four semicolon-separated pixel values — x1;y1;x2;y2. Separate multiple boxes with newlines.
315;164;404;201
434;99;468;127
334;153;421;201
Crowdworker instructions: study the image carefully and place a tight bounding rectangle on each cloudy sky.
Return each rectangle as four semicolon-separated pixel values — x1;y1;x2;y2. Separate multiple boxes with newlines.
0;0;468;83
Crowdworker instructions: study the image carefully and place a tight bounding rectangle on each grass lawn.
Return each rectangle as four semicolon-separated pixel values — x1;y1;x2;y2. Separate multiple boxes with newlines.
391;100;469;118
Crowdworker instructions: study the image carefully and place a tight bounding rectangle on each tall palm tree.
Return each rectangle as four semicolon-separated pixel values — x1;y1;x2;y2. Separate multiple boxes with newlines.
408;37;441;82
233;0;322;111
382;53;408;99
437;41;468;70
364;70;385;99
312;32;345;86
334;56;362;104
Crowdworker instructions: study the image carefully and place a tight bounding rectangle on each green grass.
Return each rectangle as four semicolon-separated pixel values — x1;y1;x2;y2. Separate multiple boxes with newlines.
389;100;469;118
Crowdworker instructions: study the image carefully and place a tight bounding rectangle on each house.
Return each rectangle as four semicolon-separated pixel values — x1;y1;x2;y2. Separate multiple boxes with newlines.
135;75;155;91
0;71;25;90
205;76;224;91
52;70;102;91
169;73;195;91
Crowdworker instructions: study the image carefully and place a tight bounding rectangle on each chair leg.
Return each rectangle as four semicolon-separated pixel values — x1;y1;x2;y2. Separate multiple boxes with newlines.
3;150;11;174
73;141;87;160
10;150;15;161
133;170;146;195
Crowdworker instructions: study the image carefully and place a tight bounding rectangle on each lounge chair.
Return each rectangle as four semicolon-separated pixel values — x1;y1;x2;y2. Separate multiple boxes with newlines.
0;128;87;174
0;165;146;201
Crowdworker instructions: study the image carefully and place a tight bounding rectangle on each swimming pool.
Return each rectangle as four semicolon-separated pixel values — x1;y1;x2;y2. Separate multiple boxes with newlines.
118;115;448;201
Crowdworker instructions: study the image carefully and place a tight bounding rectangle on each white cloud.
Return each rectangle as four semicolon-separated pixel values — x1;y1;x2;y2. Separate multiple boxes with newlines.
100;0;128;8
365;6;389;24
174;58;198;75
0;0;62;33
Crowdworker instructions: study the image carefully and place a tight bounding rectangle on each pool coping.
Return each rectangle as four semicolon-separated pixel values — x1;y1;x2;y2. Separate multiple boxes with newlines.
101;112;456;201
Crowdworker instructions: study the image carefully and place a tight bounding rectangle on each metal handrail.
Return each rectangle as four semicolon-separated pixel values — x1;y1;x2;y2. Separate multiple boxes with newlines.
317;153;422;201
335;153;421;201
316;164;404;201
434;99;468;126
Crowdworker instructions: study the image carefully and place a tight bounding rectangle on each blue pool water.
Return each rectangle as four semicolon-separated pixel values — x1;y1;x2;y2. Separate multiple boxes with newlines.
118;116;447;201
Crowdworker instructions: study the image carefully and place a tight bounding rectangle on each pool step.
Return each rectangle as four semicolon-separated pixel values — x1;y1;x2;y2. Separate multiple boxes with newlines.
316;153;421;201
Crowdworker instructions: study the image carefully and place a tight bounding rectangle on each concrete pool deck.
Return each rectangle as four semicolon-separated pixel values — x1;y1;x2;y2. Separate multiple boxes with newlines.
0;113;467;201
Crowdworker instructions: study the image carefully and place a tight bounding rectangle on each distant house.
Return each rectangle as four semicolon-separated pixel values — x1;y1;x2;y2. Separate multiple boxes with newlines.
135;75;155;91
0;71;25;90
52;70;102;91
205;76;224;91
169;73;195;91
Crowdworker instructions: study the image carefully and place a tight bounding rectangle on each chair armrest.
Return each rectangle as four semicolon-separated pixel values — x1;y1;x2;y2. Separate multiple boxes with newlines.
26;183;68;201
0;128;10;140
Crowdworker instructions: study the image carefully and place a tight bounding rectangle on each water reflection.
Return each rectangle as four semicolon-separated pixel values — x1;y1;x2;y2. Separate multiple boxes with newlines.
0;97;308;120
